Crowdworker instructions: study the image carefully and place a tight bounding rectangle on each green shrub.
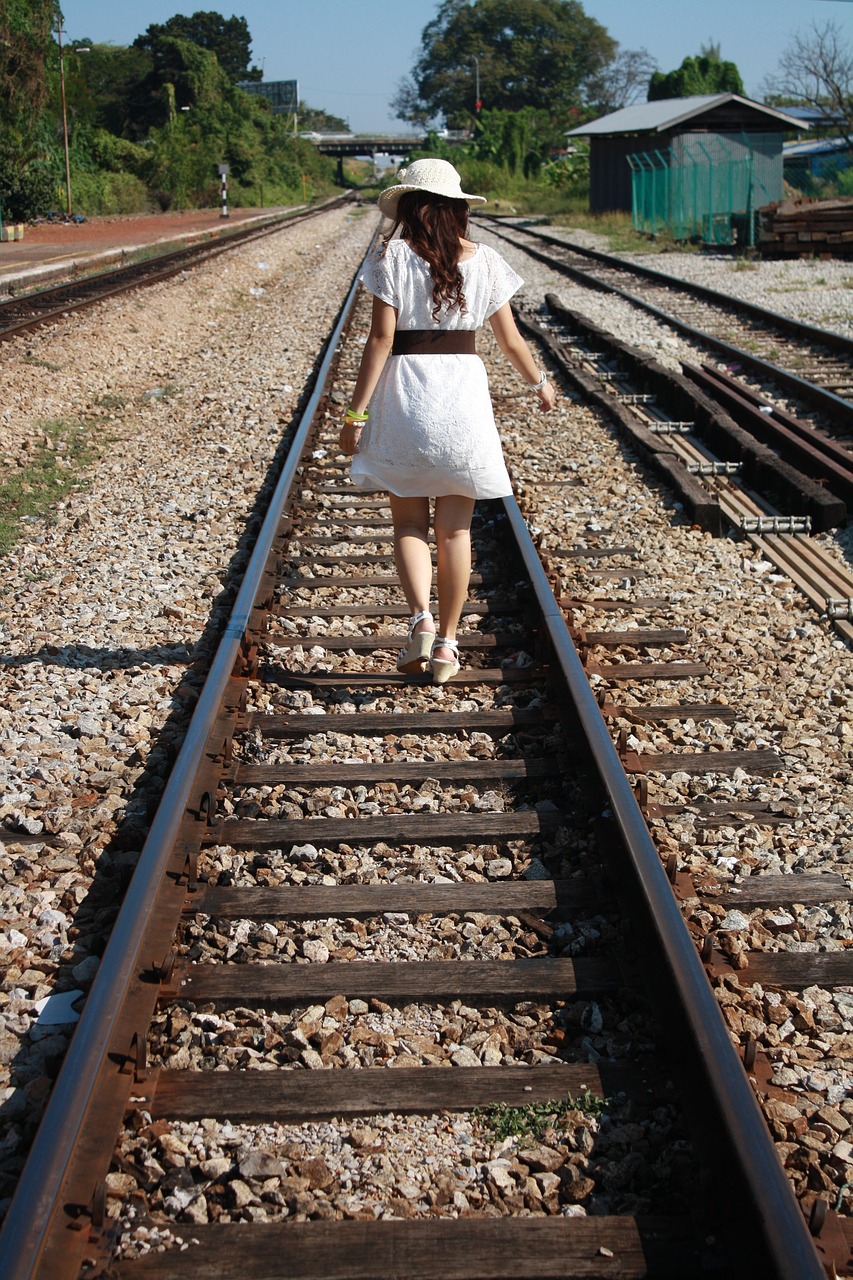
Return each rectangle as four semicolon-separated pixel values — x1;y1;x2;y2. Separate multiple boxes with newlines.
69;170;151;216
90;129;154;180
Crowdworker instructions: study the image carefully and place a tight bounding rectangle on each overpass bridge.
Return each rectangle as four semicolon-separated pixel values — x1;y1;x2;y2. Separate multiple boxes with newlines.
308;135;463;182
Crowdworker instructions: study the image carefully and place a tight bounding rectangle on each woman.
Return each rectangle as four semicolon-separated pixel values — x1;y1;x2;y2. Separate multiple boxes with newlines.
339;158;556;683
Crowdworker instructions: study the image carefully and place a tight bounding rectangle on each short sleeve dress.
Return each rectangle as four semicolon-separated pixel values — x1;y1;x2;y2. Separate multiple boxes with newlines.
350;239;523;499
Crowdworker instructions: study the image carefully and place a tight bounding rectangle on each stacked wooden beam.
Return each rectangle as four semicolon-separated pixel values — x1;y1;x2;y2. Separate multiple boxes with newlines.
758;196;853;257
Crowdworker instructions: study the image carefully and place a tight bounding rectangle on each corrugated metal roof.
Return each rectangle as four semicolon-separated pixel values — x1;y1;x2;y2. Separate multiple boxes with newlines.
784;136;851;158
567;94;807;138
781;106;847;126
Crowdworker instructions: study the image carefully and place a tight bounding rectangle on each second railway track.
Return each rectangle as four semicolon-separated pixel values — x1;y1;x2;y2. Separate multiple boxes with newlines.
0;196;353;342
2;231;849;1278
478;216;853;437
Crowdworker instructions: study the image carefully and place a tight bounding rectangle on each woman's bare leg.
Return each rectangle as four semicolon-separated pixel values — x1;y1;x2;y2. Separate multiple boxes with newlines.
389;495;434;638
433;495;475;659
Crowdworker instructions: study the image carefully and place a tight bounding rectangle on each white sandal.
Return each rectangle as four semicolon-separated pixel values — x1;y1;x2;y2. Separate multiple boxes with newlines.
396;609;435;673
430;635;460;684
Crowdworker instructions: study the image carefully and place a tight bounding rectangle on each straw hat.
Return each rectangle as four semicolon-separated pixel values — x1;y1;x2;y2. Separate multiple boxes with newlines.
377;158;486;219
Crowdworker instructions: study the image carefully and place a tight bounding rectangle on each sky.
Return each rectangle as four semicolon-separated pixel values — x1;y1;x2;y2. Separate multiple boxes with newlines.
62;0;853;134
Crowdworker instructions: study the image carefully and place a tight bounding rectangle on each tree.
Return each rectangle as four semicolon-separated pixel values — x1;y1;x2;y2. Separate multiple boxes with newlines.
296;101;349;133
71;43;153;139
584;47;658;115
0;0;63;218
763;21;853;146
134;11;260;83
0;0;60;124
470;106;561;175
394;0;615;127
648;53;744;101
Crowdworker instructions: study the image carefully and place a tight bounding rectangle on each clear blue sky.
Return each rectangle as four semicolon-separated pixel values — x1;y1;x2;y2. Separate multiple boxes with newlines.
62;0;852;133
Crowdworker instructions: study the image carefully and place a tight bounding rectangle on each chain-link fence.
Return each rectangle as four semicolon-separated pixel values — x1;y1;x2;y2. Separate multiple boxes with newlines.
628;132;788;247
782;153;853;202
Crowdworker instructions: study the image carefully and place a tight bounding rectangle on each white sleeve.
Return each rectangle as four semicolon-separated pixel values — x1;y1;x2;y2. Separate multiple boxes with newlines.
484;247;523;317
358;243;398;306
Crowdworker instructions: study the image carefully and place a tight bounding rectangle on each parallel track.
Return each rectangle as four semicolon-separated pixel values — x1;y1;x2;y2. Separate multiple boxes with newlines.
477;216;853;436
0;196;353;341
512;293;853;641
0;241;835;1280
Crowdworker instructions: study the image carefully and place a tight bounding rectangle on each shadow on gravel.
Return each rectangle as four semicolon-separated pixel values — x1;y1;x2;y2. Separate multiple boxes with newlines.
0;399;309;1218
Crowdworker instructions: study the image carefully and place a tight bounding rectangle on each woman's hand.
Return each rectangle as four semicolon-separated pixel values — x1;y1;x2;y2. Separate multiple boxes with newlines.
339;421;363;455
536;382;557;412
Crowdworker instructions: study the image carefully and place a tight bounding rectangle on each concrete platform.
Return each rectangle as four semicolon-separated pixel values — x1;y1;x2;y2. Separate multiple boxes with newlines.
0;206;297;295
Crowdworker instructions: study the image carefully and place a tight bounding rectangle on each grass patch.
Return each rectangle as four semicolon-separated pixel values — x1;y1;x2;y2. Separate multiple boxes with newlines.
95;392;130;411
539;209;699;256
0;420;97;555
22;355;62;372
731;259;760;272
473;1091;608;1142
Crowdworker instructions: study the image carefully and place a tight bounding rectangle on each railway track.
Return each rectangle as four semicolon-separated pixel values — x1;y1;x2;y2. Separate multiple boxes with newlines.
468;215;853;637
1;239;846;1279
509;292;853;643
477;216;853;438
0;195;353;342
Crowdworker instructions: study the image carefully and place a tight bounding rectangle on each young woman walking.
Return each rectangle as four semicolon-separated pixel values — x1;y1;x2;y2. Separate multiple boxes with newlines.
339;158;556;682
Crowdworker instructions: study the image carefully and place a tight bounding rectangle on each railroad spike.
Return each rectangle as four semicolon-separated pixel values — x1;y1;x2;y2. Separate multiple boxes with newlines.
90;1181;107;1234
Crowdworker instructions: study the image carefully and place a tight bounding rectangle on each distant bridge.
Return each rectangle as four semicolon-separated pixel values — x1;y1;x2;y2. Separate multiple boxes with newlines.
306;135;462;182
311;136;428;157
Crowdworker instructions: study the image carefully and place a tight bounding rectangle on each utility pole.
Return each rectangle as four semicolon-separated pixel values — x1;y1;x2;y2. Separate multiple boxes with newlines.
56;26;88;217
58;23;72;216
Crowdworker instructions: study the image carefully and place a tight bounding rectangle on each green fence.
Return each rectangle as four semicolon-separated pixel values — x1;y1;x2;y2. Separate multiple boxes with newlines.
782;154;853;202
628;132;782;247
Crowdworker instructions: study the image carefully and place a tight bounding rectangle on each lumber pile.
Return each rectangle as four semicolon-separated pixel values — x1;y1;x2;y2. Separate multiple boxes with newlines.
758;196;853;257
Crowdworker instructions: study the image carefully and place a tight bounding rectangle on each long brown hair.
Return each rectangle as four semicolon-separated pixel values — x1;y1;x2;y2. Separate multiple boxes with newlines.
384;191;470;321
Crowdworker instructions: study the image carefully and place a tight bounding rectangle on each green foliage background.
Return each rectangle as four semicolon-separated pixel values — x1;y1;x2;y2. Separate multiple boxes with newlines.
7;0;824;227
648;54;744;101
0;7;339;220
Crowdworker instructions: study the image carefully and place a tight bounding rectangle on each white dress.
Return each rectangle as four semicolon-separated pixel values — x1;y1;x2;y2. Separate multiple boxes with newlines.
350;239;523;499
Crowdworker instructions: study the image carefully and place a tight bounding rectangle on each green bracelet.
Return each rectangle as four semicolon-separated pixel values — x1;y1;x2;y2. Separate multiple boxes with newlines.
345;408;368;422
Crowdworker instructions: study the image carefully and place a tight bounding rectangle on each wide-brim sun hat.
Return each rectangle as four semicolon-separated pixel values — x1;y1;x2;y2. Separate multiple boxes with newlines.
377;158;486;220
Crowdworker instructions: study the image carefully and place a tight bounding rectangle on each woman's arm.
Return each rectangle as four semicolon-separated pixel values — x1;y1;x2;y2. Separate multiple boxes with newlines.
488;302;556;412
339;296;397;455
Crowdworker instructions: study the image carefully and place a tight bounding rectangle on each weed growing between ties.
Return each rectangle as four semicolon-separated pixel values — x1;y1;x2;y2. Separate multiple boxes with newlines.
0;420;96;554
21;355;62;371
473;1091;608;1142
541;210;702;256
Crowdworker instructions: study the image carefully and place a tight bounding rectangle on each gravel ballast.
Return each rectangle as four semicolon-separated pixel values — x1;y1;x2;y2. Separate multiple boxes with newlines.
0;210;850;1240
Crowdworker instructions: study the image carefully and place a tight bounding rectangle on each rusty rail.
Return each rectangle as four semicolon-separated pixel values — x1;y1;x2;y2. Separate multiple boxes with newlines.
0;234;832;1280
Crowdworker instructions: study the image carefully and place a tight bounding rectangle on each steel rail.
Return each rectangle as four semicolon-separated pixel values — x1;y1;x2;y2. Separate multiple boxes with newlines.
501;495;825;1280
0;245;369;1280
481;214;853;360
0;226;828;1279
0;196;353;341
480;218;853;432
526;297;853;642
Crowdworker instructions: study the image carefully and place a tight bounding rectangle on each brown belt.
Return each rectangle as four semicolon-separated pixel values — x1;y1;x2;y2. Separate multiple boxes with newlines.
391;329;476;356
